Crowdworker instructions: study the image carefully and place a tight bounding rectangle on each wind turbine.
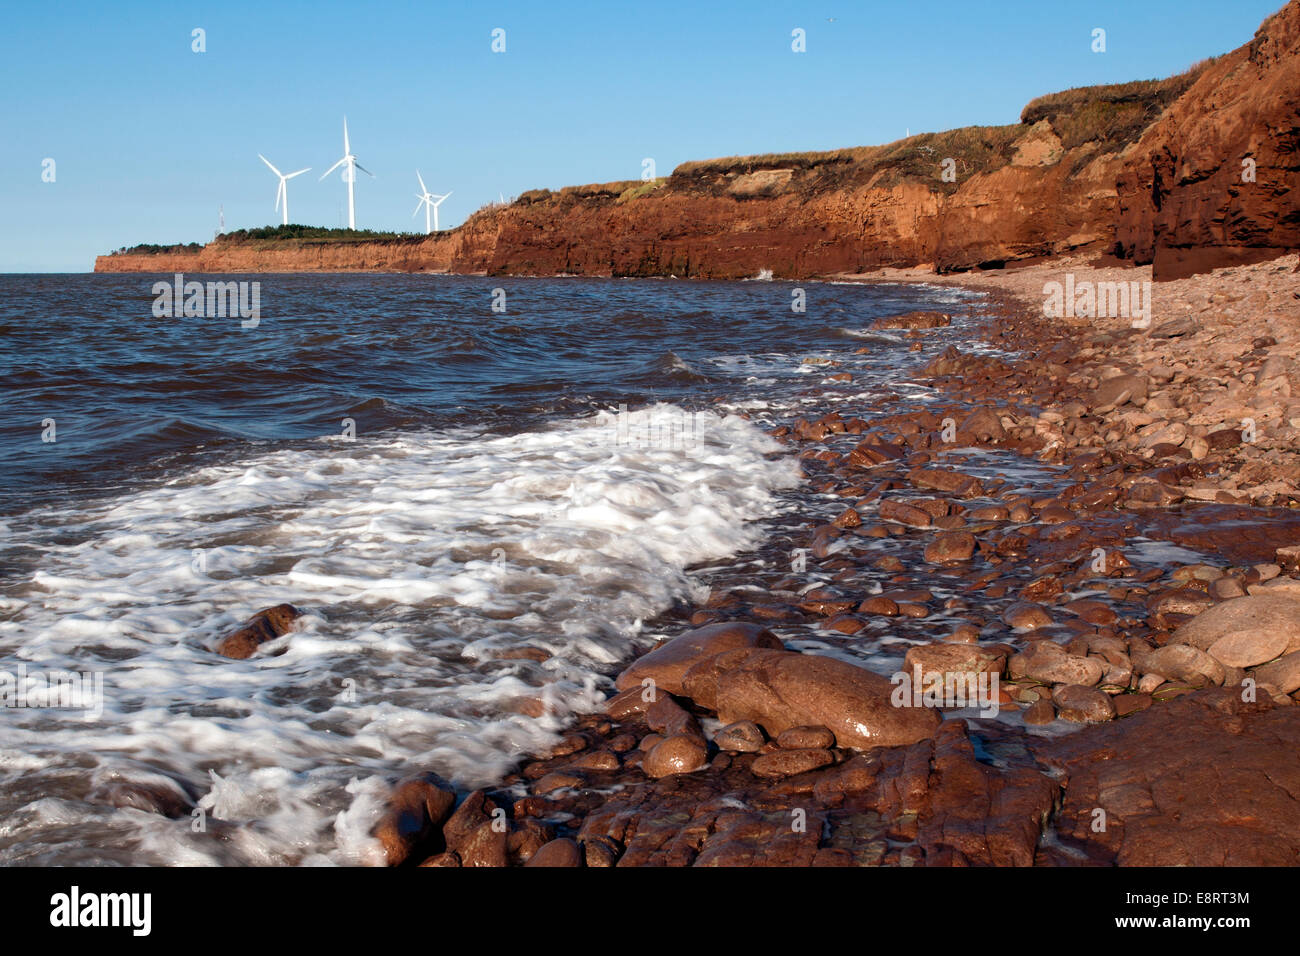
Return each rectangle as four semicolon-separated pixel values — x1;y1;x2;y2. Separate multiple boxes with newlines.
258;154;311;226
319;117;372;229
412;171;452;233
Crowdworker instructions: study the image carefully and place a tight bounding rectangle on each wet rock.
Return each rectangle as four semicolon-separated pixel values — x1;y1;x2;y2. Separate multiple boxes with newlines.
879;499;932;528
1207;628;1291;669
1036;690;1300;865
714;720;765;752
1002;601;1053;631
1022;698;1056;725
215;603;302;659
1052;685;1116;723
872;310;951;330
1009;642;1103;686
524;838;583;867
924;531;976;564
776;725;836;749
715;649;941;749
372;773;457;866
615;622;784;697
959;407;1006;442
444;791;509;867
903;643;1003;685
858;595;900;616
643;734;709;778
751;748;834;779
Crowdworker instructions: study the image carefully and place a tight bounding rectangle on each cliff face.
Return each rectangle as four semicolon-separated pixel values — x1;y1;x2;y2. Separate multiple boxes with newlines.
1115;1;1300;279
97;3;1299;281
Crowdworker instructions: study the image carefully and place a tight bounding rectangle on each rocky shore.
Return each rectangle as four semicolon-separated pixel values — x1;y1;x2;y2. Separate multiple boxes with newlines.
356;252;1300;867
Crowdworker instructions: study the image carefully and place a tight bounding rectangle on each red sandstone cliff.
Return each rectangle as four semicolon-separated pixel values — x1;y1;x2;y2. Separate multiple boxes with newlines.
1115;1;1300;279
97;2;1299;281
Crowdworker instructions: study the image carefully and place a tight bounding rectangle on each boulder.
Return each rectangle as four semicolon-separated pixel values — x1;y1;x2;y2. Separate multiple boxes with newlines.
615;622;784;697
715;649;941;750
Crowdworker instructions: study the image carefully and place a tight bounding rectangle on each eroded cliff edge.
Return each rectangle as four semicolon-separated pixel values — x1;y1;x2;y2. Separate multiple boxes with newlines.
97;2;1299;281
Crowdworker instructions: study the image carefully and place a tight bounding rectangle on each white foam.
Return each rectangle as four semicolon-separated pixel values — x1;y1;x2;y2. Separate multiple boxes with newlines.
0;405;798;864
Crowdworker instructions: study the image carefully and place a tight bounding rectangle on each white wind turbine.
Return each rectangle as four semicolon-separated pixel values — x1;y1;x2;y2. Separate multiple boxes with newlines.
258;154;311;226
412;171;452;234
319;117;373;229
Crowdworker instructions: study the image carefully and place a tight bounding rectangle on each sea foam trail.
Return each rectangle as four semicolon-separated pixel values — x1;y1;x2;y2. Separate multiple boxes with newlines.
0;404;798;865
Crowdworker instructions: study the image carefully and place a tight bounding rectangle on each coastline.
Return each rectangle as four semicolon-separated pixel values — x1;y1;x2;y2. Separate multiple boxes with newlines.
367;252;1300;867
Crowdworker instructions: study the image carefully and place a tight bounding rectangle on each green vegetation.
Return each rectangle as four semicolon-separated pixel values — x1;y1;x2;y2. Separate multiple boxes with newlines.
1020;61;1214;150
218;224;422;242
111;241;203;256
616;178;669;203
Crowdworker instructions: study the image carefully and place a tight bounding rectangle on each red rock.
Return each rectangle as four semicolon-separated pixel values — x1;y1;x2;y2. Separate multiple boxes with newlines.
1172;595;1300;660
776;725;836;749
1051;685;1116;723
751;748;834;779
715;649;941;750
714;720;765;752
524;838;583;867
372;773;457;866
643;734;709;778
214;603;302;659
615;622;784;697
924;531;976;564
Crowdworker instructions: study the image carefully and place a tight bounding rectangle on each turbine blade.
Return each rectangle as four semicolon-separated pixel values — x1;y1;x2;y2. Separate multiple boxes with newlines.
275;180;284;212
416;170;427;194
354;161;374;177
343;117;350;154
319;157;346;180
285;168;311;179
413;198;424;218
259;154;282;177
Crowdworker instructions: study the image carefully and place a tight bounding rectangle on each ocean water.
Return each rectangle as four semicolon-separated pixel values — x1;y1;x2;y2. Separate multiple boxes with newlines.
0;272;983;865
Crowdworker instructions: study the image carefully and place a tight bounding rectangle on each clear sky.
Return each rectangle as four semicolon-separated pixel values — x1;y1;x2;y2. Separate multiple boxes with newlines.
0;0;1285;271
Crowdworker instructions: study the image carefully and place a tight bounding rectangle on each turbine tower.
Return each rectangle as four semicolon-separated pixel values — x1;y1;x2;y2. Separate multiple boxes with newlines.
258;154;311;226
412;171;452;234
320;117;372;229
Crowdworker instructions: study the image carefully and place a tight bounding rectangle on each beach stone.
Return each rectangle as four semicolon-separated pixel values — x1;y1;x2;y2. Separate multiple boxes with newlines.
680;647;768;710
879;499;932;528
1171;595;1300;658
372;773;457;866
1022;698;1056;725
776;725;836;749
1052;685;1115;723
715;649;940;749
524;838;583;867
1010;642;1104;686
443;791;509;867
1254;652;1300;694
714;720;765;752
751;748;834;779
903;643;1003;685
924;531;976;564
643;734;708;778
1136;644;1226;687
215;603;302;659
1093;374;1149;409
1207;629;1291;669
615;622;784;696
858;595;900;616
1002;601;1053;630
959;406;1006;442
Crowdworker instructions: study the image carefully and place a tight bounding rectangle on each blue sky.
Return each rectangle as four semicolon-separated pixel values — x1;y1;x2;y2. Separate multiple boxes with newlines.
0;0;1284;271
